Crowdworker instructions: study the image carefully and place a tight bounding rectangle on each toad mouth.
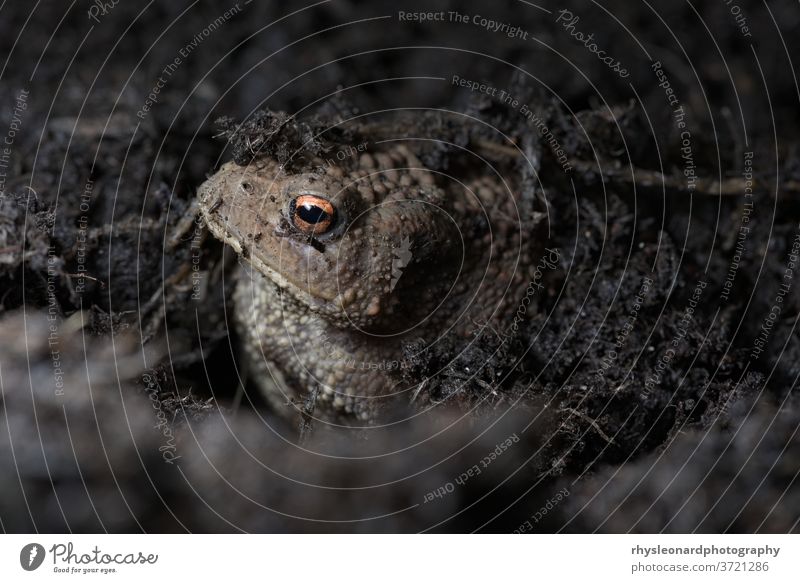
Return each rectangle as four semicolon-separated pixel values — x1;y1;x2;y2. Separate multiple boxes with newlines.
202;212;338;305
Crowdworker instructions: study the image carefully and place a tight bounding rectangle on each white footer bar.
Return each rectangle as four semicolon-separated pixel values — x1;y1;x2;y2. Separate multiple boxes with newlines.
0;534;795;581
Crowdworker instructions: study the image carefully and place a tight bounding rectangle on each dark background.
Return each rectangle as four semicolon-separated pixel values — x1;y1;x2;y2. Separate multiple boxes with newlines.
0;0;798;532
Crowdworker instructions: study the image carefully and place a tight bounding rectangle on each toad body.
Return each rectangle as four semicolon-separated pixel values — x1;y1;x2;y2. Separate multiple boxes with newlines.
198;113;543;427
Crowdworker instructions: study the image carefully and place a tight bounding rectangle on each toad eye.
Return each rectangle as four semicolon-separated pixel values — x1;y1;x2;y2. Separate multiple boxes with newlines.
289;195;336;235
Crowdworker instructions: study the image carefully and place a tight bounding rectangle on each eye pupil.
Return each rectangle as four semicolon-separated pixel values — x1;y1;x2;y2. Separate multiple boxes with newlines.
297;203;329;225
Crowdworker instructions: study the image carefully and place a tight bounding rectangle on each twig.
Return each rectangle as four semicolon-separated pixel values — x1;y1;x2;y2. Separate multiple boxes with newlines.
298;385;319;444
476;137;800;197
561;406;616;445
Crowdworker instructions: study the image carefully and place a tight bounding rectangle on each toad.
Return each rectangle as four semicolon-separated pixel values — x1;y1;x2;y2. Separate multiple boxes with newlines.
198;112;544;427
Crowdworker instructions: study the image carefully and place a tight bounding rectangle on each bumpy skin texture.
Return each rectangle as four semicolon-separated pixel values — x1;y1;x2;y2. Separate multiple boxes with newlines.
199;127;540;427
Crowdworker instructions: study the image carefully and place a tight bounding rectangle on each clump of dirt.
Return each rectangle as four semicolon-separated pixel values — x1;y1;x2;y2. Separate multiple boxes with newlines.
565;397;800;533
216;110;346;168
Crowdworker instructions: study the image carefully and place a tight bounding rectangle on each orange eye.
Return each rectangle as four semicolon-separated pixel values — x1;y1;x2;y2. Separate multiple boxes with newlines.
289;195;336;235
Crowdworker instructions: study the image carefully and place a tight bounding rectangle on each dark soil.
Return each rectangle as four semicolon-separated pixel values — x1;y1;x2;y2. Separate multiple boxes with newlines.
0;0;798;532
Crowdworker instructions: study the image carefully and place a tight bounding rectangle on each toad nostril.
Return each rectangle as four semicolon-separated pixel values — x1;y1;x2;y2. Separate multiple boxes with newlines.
239;181;253;193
